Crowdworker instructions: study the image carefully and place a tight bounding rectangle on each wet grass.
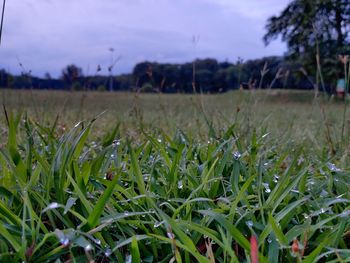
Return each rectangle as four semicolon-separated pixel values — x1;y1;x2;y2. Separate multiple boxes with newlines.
0;89;349;262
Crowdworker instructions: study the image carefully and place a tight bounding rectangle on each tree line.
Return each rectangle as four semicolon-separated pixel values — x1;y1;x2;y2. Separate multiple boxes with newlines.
0;55;338;93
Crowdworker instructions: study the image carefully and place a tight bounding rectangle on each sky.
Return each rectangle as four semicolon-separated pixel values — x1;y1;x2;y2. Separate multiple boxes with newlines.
0;0;290;78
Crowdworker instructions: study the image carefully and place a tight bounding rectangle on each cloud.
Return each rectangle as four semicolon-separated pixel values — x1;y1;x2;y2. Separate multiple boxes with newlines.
0;0;288;77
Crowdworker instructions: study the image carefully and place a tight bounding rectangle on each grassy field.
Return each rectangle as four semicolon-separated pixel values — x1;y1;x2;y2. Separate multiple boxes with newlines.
0;89;347;141
0;89;349;262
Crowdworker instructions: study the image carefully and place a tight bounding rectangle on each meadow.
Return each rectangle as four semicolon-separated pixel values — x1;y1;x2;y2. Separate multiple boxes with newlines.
0;89;349;262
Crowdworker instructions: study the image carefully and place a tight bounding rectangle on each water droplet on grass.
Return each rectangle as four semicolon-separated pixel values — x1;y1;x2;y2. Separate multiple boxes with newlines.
113;139;121;146
273;174;279;183
143;175;150;181
297;157;304;165
233;151;241;160
327;162;341;172
42;202;60;213
154;221;163;228
61;238;69;246
262;183;271;193
262;133;270;139
291;189;300;194
84;244;93;251
246;221;254;227
105;248;112;257
178;180;183;189
167;232;175;239
308;180;315;185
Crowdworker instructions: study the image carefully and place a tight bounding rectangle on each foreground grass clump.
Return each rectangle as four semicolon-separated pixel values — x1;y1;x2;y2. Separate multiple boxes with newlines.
0;113;349;262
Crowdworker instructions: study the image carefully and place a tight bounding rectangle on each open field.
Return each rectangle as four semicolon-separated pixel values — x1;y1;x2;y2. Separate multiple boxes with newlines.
1;89;348;142
0;89;349;262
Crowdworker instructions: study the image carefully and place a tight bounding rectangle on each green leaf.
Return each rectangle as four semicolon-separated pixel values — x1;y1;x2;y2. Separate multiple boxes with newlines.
131;236;141;263
84;170;120;230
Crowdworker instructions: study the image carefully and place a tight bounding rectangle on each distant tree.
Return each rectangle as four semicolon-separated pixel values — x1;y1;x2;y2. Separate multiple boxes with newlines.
264;0;350;86
196;69;213;92
213;69;228;92
0;68;8;87
44;72;52;80
225;67;238;89
61;64;83;90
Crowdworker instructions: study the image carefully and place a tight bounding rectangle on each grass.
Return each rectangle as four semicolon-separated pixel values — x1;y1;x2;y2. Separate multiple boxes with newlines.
0;89;349;262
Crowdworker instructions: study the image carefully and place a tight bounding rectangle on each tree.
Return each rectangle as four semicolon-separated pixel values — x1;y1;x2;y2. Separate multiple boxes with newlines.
264;0;350;85
61;64;83;90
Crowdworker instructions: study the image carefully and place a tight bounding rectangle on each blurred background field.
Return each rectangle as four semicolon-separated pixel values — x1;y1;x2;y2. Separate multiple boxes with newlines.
1;89;347;145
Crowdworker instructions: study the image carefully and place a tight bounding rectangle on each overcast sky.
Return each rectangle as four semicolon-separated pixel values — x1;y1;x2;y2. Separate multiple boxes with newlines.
0;0;290;77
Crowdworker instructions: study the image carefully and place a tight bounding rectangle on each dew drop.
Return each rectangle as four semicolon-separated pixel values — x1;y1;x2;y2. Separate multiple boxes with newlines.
84;244;93;251
233;151;241;160
262;183;271;193
262;133;269;139
327;162;341;172
105;248;112;257
61;238;69;246
246;220;254;227
125;254;132;263
167;232;175;239
297;157;304;165
154;221;163;228
113;139;121;146
43;202;60;213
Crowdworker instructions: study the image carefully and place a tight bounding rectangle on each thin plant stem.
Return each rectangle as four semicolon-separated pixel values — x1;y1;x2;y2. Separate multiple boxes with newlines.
341;60;348;143
0;0;6;46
